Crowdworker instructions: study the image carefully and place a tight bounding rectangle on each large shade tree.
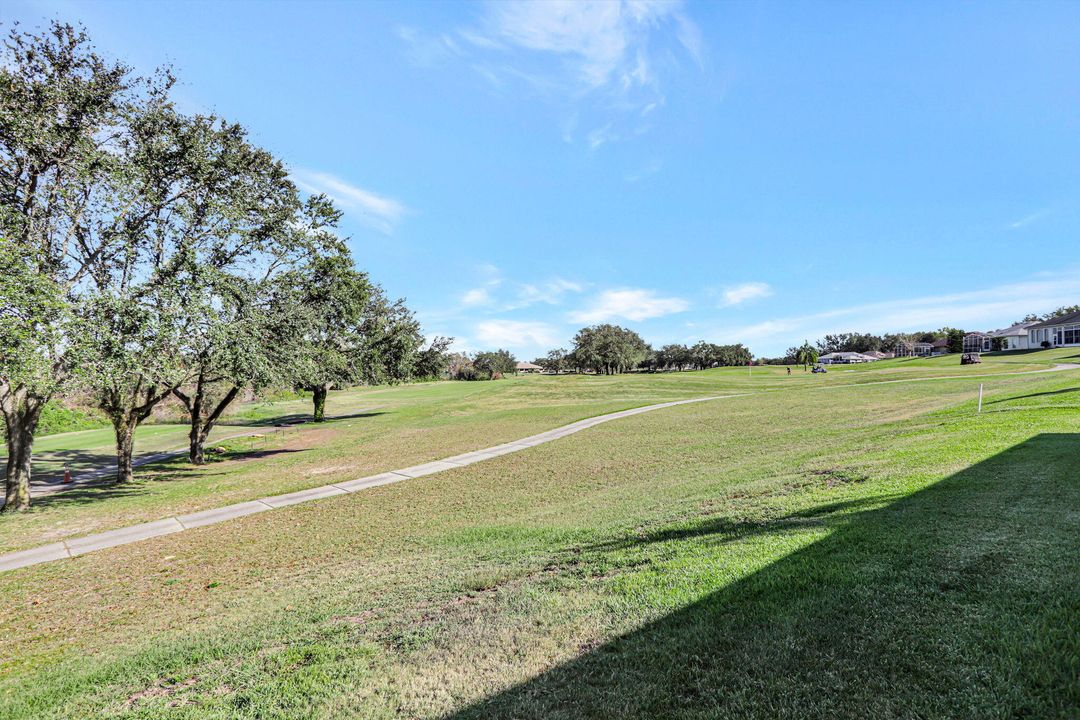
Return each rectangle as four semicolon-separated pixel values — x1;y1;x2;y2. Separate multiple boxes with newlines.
291;252;424;422
0;22;159;508
169;194;341;465
570;324;650;375
76;101;319;481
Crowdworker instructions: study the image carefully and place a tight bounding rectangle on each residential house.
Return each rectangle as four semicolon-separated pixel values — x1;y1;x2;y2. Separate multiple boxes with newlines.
932;337;950;355
1027;309;1080;348
863;350;894;359
989;321;1039;351
818;351;879;365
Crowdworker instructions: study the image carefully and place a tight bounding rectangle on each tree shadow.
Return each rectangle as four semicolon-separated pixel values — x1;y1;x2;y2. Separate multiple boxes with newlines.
223;411;387;427
445;433;1078;719
988;386;1080;404
582;494;900;554
28;482;150;511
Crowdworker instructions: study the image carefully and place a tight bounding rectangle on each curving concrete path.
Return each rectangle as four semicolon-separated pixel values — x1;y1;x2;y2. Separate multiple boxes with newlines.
4;361;1077;574
0;394;741;573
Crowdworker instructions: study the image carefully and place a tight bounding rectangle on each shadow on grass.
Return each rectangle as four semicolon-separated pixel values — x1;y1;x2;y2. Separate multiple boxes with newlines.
583;494;898;553
447;433;1079;719
29;449;308;509
988;386;1080;404
222;411;387;428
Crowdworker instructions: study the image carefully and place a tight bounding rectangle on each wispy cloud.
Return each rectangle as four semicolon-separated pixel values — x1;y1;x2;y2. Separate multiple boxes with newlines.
475;319;561;349
569;288;689;323
720;282;773;307
710;271;1080;354
587;123;616;150
1010;208;1050;229
477;0;685;90
406;1;704;147
397;26;464;67
510;277;585;309
625;158;663;183
292;169;406;235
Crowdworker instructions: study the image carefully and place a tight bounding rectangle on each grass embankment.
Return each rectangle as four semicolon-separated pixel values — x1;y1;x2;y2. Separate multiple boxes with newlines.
0;351;1076;717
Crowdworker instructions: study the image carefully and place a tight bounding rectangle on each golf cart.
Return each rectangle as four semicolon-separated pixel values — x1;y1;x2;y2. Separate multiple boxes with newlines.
812;364;827;373
961;352;982;365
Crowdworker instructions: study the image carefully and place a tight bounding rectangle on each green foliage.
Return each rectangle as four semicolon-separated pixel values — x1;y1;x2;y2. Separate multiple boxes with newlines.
413;337;454;380
1;21;430;486
535;348;569;374
569;324;650;375
945;327;965;354
795;341;819;370
289;251;424;394
473;349;517;377
34;401;107;436
448;349;516;381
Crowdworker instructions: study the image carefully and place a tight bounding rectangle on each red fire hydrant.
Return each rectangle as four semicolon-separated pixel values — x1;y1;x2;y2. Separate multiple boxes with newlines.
63;466;72;484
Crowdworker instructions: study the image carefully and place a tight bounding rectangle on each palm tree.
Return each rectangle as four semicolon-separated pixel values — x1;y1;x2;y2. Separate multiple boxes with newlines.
795;341;818;371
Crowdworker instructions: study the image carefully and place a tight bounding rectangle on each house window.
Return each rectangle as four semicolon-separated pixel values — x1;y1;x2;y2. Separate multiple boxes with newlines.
1063;325;1080;345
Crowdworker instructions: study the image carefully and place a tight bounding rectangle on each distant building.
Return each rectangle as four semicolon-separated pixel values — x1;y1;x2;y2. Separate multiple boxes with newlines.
989;321;1039;351
931;337;950;355
863;350;894;359
515;361;544;374
1027;310;1080;348
895;341;933;357
818;351;879;365
963;332;993;353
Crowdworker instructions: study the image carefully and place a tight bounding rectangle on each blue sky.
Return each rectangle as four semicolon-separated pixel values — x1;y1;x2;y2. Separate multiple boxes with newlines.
8;0;1080;357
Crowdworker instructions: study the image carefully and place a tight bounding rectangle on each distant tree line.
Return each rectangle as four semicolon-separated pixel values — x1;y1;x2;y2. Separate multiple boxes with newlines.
529;325;752;375
0;23;441;510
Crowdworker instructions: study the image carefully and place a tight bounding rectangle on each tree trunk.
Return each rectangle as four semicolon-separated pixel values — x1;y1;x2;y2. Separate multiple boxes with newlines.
1;391;44;513
4;424;35;512
114;416;137;484
185;384;240;465
312;385;328;422
190;421;207;465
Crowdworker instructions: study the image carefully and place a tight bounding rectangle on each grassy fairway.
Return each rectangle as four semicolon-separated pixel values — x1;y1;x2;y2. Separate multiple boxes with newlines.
0;349;1071;554
0;351;1076;718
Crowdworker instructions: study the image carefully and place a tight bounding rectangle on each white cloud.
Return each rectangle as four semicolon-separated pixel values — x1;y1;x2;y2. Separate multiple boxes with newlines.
461;288;491;307
710;271;1080;354
291;169;406;235
475;319;561;349
721;282;773;307
569;288;689;323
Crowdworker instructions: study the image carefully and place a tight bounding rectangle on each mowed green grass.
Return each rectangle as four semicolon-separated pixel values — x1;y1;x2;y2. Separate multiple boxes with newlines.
0;350;1076;718
0;348;1072;554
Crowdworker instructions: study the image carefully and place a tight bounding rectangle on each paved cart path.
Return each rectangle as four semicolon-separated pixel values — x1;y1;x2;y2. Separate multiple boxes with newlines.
0;394;743;573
